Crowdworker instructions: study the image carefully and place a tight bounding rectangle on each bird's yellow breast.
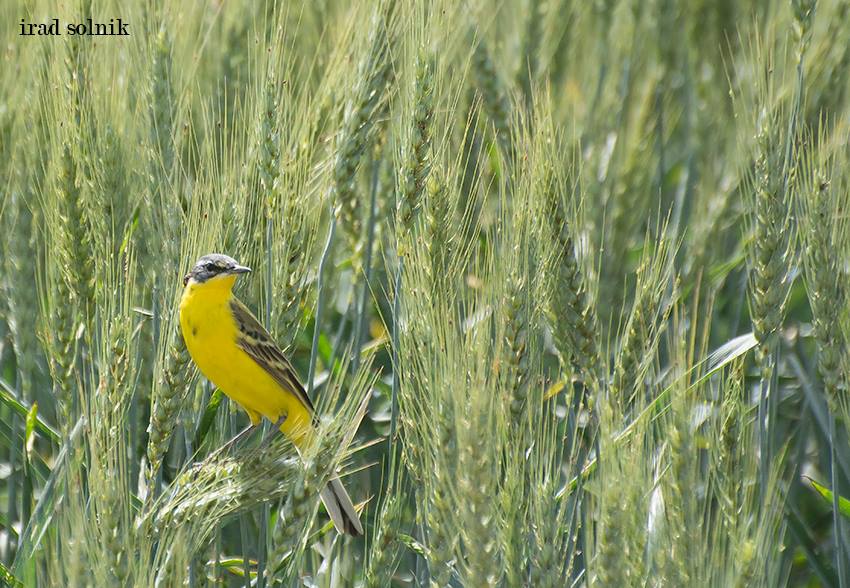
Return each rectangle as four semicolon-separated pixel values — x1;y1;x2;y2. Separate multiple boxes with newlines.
178;276;312;445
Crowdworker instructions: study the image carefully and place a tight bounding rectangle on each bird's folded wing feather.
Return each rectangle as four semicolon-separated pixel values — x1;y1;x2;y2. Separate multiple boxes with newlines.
229;298;316;415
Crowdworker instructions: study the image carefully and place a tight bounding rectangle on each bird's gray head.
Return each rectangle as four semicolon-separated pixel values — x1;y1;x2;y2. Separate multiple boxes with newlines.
184;253;251;286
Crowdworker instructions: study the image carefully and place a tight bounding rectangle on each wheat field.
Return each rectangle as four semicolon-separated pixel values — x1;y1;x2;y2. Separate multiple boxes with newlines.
1;0;849;586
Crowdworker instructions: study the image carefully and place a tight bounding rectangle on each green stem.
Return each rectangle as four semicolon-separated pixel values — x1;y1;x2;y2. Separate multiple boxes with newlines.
353;157;380;374
389;256;402;471
757;356;770;507
831;413;848;587
257;216;274;588
308;212;336;400
232;410;252;588
787;351;850;481
6;377;20;560
152;283;163;500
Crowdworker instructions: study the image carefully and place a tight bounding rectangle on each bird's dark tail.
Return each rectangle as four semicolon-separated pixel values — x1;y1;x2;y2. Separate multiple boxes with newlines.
319;476;363;536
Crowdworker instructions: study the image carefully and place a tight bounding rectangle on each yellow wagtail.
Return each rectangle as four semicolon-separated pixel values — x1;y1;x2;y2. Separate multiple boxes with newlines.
179;253;363;536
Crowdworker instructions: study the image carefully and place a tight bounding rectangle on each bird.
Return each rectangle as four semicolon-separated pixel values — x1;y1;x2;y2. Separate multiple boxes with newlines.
179;252;363;536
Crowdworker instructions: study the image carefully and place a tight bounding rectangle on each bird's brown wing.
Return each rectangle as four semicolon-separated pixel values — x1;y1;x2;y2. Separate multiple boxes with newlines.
229;298;316;416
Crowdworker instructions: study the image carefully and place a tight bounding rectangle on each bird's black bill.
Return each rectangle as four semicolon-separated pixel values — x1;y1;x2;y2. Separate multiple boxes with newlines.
229;265;251;275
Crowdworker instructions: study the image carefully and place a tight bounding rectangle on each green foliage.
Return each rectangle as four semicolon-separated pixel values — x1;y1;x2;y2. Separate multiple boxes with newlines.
1;0;849;585
808;477;850;520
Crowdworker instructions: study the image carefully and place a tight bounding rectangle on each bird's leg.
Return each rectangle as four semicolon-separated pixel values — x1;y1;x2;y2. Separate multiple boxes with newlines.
216;423;259;455
261;414;287;448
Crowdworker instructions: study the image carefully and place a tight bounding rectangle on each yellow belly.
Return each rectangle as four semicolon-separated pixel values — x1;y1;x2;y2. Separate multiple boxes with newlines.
179;280;313;446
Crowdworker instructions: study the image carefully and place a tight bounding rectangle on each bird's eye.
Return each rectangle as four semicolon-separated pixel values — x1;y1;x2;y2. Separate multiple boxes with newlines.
205;263;217;272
